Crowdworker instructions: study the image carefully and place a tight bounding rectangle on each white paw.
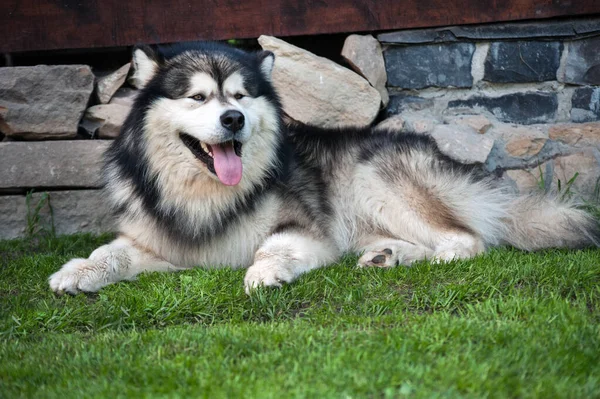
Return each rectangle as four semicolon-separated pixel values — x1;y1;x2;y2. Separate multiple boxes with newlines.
244;260;295;295
48;258;107;295
432;249;470;263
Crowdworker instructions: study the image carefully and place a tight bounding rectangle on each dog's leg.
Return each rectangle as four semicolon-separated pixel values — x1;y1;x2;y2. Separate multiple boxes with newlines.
49;236;183;295
356;236;434;268
244;231;338;294
431;231;486;262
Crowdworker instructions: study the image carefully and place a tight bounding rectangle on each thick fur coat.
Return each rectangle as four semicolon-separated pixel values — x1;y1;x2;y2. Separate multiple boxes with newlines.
49;42;600;295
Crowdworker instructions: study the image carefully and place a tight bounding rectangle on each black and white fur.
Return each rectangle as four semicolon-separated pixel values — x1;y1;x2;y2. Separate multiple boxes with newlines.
49;42;600;295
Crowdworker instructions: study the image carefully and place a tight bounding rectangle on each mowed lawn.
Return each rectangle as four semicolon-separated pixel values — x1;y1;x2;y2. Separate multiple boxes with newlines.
1;234;599;398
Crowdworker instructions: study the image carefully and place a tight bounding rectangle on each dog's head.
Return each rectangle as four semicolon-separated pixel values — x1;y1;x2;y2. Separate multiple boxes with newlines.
130;42;281;187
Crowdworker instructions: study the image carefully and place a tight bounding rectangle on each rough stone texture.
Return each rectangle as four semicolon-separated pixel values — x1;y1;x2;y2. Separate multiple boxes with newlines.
504;151;600;200
341;34;389;106
405;116;438;134
0;141;110;189
0;190;114;240
109;87;139;108
429;125;494;164
82;104;130;138
96;63;131;104
0;65;94;139
448;92;558;125
384;43;475;89
571;87;600;122
258;35;380;127
385;94;434;117
444;115;492;134
490;125;548;158
549;122;600;149
374;116;405;132
564;36;600;85
378;19;600;43
484;41;562;83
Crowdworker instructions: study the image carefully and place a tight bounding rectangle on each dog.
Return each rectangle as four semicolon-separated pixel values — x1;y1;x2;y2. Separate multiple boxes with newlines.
49;41;599;295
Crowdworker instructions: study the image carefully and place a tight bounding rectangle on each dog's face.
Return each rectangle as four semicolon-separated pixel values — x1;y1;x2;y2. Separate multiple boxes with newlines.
132;43;280;186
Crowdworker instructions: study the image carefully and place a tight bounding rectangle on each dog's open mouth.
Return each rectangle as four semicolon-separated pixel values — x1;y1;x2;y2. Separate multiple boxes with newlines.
180;133;243;186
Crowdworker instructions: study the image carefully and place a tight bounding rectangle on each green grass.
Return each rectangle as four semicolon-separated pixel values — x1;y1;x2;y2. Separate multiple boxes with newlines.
1;234;599;398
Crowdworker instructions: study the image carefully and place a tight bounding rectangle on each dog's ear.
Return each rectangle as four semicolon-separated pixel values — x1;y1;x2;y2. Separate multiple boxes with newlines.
129;45;161;89
258;51;275;80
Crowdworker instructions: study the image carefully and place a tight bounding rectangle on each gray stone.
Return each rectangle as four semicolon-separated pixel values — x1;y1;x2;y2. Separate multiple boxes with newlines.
0;190;114;240
385;94;434;116
0;141;110;189
571;87;600;122
378;18;600;44
258;35;381;128
385;43;475;89
0;65;94;139
83;104;130;139
484;41;562;83
109;87;139;108
429;125;494;164
448;92;558;125
564;36;600;85
341;34;389;106
443;115;493;134
96;63;131;104
374;116;405;132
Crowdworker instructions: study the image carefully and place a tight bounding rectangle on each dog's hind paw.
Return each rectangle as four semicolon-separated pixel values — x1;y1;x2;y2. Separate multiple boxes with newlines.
49;258;106;295
357;248;399;268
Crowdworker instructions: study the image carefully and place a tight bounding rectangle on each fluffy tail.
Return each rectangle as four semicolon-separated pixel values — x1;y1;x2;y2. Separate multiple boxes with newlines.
501;195;600;250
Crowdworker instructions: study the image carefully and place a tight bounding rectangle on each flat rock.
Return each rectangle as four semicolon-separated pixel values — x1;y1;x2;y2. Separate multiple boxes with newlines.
384;43;475;89
258;35;380;128
0;65;94;139
0;190;114;240
0;141;110;189
83;104;130;138
378;19;600;43
444;115;493;134
109;87;139;108
430;125;494;164
484;41;562;83
341;34;389;106
549;122;600;149
374;116;405;132
448;92;558;125
489;125;548;158
563;36;600;85
571;87;600;123
96;63;131;104
386;94;434;117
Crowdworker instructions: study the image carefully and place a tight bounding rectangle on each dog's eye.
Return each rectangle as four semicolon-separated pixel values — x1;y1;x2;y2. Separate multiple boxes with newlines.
234;93;245;100
191;94;205;102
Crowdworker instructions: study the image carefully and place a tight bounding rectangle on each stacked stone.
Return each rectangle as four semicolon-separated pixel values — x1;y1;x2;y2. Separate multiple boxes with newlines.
0;63;137;239
373;18;600;200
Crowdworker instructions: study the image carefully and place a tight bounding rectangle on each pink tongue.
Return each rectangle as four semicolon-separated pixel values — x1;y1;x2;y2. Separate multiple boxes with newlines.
211;142;243;186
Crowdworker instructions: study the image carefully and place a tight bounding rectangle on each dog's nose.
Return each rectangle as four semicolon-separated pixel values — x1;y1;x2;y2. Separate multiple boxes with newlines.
220;110;245;133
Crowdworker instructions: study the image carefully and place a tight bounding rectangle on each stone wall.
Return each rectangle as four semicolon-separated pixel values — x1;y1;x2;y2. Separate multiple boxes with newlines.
374;18;600;198
1;17;599;239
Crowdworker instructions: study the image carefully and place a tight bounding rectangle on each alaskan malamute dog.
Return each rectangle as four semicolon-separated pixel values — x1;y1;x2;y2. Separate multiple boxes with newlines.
49;42;599;295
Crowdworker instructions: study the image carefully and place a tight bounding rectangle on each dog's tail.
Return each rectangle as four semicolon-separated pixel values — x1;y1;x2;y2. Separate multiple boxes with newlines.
499;195;600;250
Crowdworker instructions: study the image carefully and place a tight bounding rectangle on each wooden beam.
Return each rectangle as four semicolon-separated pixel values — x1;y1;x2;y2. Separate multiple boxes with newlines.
2;0;599;53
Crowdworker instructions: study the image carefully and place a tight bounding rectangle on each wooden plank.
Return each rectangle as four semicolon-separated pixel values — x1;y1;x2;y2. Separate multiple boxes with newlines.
2;0;600;53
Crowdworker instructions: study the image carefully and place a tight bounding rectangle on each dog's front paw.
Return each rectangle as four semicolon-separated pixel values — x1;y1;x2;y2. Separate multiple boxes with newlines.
49;258;107;295
244;260;295;295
